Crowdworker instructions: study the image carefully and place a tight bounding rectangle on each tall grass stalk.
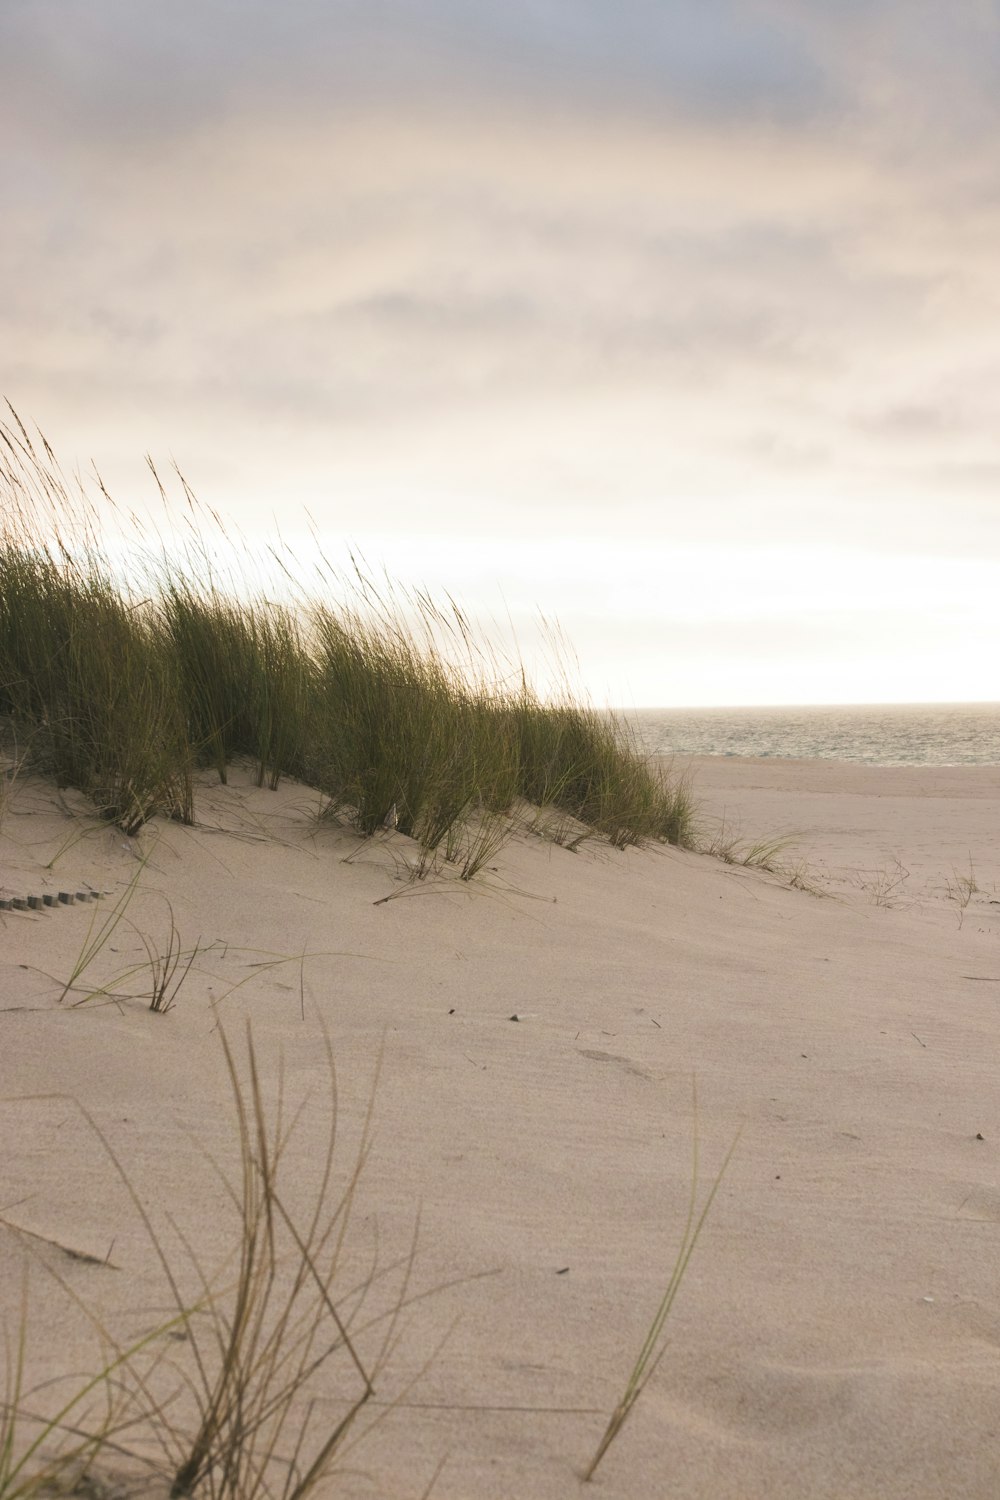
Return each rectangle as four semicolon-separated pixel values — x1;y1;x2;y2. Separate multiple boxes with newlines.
1;414;693;862
583;1098;740;1482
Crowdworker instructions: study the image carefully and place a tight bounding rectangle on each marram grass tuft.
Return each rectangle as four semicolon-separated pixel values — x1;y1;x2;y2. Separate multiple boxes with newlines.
0;413;693;863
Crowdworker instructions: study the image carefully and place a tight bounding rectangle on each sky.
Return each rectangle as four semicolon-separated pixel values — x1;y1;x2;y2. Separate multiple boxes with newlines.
3;0;1000;706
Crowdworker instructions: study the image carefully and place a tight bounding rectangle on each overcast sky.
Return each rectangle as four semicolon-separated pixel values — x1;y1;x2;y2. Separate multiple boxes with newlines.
4;1;999;704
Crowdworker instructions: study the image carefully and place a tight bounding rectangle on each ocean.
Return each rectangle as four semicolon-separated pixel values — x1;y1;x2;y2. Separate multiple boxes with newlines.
627;703;1000;767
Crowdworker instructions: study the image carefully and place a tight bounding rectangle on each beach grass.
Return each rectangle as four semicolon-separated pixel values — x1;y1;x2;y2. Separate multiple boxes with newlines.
1;1026;435;1499
0;414;693;860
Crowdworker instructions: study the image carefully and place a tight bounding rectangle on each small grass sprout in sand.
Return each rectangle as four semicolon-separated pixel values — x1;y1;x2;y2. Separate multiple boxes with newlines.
943;856;980;910
44;845;199;1012
704;817;806;880
584;1097;740;1483
850;856;912;910
55;860;146;1005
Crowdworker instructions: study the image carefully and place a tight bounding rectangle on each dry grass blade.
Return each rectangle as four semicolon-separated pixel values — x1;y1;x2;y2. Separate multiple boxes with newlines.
163;1022;379;1500
583;1093;740;1482
4;1024;416;1499
55;856;147;1005
39;847;201;1012
0;1265;194;1500
135;899;201;1014
850;856;911;909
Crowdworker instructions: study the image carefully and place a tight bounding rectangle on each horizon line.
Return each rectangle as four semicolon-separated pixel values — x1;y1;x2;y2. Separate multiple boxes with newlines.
614;700;1000;712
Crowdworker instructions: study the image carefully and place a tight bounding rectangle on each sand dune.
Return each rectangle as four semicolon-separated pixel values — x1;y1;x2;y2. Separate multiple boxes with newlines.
2;758;999;1497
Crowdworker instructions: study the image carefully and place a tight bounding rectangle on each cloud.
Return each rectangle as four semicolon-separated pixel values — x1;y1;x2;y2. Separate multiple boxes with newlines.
1;0;834;145
3;1;1000;607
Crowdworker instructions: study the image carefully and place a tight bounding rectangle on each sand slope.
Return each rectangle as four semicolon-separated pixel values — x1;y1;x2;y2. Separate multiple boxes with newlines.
2;759;999;1497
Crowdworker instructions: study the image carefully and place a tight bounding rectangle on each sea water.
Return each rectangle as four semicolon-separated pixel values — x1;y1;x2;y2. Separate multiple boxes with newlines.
626;703;1000;766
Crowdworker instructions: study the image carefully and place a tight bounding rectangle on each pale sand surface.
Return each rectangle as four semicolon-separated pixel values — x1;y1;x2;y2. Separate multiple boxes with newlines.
685;755;1000;924
2;759;999;1497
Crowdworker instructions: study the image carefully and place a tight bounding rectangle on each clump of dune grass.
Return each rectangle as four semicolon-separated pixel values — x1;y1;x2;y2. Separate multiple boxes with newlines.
0;412;693;863
161;565;314;793
0;416;192;833
703;816;800;872
702;820;826;896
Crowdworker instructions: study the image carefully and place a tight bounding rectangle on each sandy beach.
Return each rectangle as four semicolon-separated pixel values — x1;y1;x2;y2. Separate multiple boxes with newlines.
2;757;1000;1498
